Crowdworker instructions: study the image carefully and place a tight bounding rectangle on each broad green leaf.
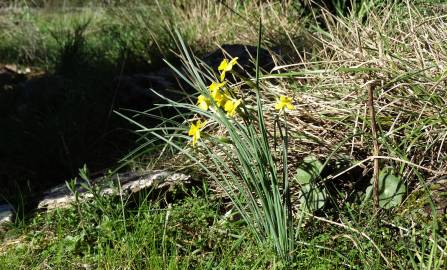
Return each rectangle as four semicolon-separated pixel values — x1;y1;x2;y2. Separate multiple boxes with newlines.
294;156;326;211
365;169;406;209
299;184;328;212
294;156;323;185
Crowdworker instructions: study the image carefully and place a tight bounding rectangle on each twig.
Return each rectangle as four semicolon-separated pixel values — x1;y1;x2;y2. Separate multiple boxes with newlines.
367;80;380;209
329;155;444;181
368;156;444;175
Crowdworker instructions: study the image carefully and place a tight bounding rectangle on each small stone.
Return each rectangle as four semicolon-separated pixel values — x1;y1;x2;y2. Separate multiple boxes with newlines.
0;203;14;225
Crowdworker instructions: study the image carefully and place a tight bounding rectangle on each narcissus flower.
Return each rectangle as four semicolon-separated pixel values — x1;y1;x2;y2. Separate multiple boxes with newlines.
197;95;210;111
275;95;295;111
218;57;239;82
224;98;242;117
209;81;225;93
209;82;227;107
188;120;207;146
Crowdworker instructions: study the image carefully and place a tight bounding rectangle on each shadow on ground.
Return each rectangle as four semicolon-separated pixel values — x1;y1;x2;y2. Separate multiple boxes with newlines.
0;62;137;204
0;43;277;210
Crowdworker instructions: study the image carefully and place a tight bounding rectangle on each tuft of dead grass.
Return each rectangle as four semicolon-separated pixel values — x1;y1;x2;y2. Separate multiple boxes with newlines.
273;3;447;182
153;2;447;207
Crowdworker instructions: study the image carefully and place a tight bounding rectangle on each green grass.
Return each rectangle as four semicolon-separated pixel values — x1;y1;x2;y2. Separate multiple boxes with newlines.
1;181;444;269
0;187;277;269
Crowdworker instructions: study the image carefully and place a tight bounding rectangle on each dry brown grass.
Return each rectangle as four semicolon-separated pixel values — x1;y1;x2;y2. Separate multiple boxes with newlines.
151;2;447;204
273;3;447;182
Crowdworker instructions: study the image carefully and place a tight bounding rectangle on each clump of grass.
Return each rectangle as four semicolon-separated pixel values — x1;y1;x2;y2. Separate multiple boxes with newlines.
119;25;298;261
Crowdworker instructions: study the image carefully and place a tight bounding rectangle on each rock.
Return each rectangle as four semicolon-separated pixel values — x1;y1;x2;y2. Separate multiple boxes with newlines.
37;170;192;210
0;203;14;225
0;65;27;90
112;71;180;110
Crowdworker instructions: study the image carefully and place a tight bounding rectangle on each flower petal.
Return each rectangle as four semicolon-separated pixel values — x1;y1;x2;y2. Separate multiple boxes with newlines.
188;120;206;146
197;95;210;111
220;71;226;82
228;57;239;67
224;99;241;117
218;59;228;72
209;81;225;92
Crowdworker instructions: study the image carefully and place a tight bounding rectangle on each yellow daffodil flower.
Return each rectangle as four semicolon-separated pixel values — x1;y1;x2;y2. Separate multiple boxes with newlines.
188;120;206;146
274;95;295;111
218;57;239;82
209;81;227;107
197;95;210;111
224;98;242;117
211;90;227;107
209;81;225;93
